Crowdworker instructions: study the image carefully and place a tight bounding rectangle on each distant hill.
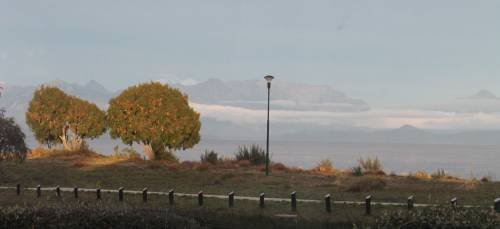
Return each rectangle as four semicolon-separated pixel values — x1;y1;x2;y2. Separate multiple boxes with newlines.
173;79;370;112
426;90;500;113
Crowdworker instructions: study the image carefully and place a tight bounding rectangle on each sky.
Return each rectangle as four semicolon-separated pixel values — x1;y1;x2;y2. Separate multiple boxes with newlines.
1;0;500;106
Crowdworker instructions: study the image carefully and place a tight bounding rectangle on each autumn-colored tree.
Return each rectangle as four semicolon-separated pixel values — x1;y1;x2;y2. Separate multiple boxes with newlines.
26;86;106;150
26;86;71;148
61;96;107;150
107;82;201;160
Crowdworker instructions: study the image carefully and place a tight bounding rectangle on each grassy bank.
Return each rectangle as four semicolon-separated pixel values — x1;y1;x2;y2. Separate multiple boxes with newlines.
0;149;499;227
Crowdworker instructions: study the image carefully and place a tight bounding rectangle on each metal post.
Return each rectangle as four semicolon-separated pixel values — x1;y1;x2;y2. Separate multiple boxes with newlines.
495;198;500;213
16;184;20;196
168;189;175;205
142;188;148;203
291;191;297;212
365;195;372;215
451;197;457;208
198;191;204;206
96;188;101;200
118;187;124;202
408;196;414;210
325;194;332;213
260;193;265;208
228;192;234;208
265;82;271;176
56;186;61;198
36;185;41;198
74;187;78;199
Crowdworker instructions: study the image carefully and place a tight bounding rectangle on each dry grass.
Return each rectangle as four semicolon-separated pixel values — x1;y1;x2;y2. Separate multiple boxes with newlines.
343;176;387;192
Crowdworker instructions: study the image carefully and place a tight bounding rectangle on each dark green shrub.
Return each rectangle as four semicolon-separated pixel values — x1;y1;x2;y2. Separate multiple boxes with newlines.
200;150;220;165
0;203;203;229
234;145;266;165
358;156;383;173
352;166;363;176
0;110;28;161
376;206;498;228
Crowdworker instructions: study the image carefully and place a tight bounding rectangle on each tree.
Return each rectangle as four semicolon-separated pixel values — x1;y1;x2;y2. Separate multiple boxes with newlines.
0;86;28;160
107;82;201;160
0;111;29;160
25;86;106;150
61;96;106;150
26;86;70;148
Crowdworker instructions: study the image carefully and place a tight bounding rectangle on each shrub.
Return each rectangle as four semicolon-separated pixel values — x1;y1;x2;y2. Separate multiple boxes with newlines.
200;150;220;165
314;159;335;174
431;169;447;179
413;171;431;179
0;203;204;228
358;156;383;173
111;146;142;160
272;162;288;171
376;206;498;228
351;166;363;176
344;176;386;192
234;145;266;165
0;111;28;161
480;176;491;183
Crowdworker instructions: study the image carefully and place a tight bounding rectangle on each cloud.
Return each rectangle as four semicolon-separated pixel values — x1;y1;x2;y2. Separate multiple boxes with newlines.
155;73;198;86
191;102;500;130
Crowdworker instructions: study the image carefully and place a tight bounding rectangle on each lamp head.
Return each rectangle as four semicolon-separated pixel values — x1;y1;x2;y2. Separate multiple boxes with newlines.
264;75;274;83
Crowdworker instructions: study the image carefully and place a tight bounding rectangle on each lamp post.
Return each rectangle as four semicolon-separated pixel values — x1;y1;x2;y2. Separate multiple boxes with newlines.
264;75;274;176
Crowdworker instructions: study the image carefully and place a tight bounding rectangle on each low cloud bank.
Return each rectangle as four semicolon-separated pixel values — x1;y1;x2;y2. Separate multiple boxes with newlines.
191;102;500;130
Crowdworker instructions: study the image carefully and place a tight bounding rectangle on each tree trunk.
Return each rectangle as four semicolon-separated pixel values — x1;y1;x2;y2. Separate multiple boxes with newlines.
60;126;83;151
142;144;155;160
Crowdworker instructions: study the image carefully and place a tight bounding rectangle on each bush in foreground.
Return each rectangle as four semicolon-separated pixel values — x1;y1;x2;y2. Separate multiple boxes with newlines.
376;206;498;228
0;203;203;229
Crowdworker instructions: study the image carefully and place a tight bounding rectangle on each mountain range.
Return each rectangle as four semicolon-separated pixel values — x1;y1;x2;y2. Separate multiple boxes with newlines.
2;79;500;148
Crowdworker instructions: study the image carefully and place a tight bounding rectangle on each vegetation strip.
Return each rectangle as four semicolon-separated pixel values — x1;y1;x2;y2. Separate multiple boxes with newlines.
0;186;489;209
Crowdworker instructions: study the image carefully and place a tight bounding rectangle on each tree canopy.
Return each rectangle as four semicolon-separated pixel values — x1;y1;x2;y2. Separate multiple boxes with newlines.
107;82;201;160
0;86;28;160
25;86;106;150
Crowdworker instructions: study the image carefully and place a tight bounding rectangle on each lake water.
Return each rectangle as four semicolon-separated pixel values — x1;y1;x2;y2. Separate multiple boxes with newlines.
85;138;500;180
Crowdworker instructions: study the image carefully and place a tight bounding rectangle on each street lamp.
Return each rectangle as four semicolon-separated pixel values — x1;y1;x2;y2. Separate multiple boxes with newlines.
264;75;274;176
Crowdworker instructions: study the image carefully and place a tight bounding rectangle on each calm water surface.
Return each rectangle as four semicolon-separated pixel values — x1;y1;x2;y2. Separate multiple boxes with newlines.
84;138;500;180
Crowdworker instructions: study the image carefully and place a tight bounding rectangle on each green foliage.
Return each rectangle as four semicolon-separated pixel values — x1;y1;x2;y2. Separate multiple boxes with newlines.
25;86;106;149
107;82;201;160
0;110;28;160
200;149;220;165
376;206;498;228
234;145;266;165
358;156;383;172
0;203;203;228
26;86;71;147
65;95;107;140
351;166;363;176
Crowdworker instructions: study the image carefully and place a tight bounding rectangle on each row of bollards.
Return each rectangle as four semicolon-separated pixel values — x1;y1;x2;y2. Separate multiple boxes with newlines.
14;184;500;214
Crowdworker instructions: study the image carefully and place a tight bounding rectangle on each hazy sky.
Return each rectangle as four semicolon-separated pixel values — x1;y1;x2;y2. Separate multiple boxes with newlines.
1;0;499;106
